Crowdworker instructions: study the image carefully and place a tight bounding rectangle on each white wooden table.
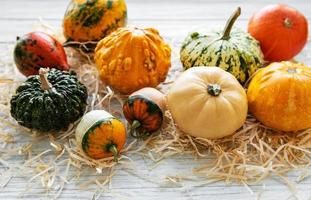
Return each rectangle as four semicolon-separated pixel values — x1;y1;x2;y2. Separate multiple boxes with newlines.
1;0;311;199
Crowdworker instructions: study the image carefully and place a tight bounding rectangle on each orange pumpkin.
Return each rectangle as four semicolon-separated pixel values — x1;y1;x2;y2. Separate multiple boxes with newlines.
94;26;171;94
248;61;311;132
123;87;165;138
248;4;308;62
76;110;126;160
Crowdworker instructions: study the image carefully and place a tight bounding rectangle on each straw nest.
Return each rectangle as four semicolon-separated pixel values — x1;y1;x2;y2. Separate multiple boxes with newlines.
0;22;311;198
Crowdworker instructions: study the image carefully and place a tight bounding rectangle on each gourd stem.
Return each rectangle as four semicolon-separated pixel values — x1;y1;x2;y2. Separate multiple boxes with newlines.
130;120;141;138
221;7;241;40
108;145;118;163
284;18;293;28
131;120;141;130
130;120;151;139
207;84;222;96
39;68;52;91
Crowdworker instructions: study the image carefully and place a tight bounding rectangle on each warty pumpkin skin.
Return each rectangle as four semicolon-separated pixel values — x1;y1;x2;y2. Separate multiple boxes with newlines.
14;32;70;76
76;110;126;160
123;87;165;138
10;68;88;132
248;62;311;132
94;27;171;94
248;4;308;62
180;7;264;84
63;0;127;42
167;67;247;139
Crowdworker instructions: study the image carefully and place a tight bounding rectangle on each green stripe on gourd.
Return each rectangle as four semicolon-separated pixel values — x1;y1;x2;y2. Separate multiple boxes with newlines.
180;7;264;84
69;0;105;27
81;118;115;151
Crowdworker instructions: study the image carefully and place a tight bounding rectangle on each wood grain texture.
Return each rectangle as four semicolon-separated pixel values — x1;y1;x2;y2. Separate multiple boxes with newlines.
1;0;311;42
1;0;311;199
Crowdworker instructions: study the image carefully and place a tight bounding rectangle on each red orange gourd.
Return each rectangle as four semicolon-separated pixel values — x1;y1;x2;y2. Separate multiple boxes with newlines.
248;4;308;62
13;32;70;76
123;87;166;138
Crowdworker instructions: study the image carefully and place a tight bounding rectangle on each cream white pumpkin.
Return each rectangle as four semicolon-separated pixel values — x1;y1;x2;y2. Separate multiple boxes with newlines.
167;67;247;139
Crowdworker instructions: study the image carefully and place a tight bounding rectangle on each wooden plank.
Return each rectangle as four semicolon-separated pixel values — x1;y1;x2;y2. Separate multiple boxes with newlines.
1;179;311;200
0;19;250;42
2;0;311;20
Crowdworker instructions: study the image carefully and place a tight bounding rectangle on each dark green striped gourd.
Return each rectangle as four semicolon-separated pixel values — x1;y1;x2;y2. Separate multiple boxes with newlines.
180;7;264;84
10;68;88;132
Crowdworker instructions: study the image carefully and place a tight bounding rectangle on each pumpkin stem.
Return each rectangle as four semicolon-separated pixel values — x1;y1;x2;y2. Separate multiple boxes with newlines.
221;7;241;40
284;18;293;28
108;145;119;163
39;68;52;91
207;84;222;96
130;120;151;138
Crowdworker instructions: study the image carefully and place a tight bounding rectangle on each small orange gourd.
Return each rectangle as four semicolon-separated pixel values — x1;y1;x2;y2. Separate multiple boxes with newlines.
94;27;171;94
123;87;166;138
75;110;126;160
248;61;311;132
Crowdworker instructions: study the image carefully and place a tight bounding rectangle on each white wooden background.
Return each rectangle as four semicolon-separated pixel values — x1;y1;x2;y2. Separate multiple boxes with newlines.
1;0;311;199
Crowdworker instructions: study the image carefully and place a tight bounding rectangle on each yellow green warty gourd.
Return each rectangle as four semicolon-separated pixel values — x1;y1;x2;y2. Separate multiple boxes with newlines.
63;0;127;42
180;7;264;84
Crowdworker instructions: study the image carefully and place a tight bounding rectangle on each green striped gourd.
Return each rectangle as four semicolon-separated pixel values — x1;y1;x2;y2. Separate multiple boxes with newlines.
180;7;264;84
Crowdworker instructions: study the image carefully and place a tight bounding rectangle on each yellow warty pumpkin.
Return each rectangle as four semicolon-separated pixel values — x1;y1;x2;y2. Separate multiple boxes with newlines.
248;61;311;132
63;0;127;42
167;67;247;139
94;27;171;94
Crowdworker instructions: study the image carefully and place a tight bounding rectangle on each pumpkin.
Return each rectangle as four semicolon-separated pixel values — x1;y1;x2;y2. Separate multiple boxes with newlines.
248;61;311;132
14;32;70;76
75;110;126;160
248;4;308;62
123;87;165;138
167;67;247;139
94;26;171;94
63;0;127;42
10;68;88;132
180;7;264;84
